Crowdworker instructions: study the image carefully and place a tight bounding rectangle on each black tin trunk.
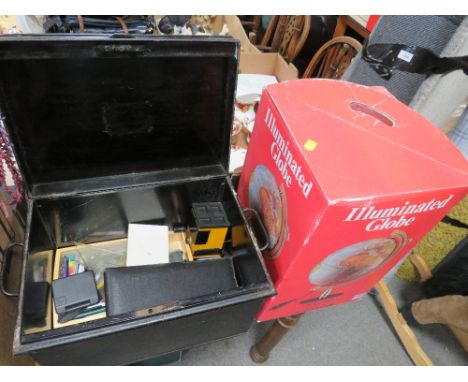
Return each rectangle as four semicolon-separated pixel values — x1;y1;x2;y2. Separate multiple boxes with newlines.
0;35;275;365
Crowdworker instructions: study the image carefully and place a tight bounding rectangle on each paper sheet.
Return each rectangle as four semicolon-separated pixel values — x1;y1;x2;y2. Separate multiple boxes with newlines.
126;224;169;266
236;74;278;103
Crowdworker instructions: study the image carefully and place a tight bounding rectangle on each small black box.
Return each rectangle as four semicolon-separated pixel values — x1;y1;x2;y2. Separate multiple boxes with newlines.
23;281;49;327
52;272;99;315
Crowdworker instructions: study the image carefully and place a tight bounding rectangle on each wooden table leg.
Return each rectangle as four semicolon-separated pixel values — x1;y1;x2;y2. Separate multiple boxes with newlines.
250;314;303;363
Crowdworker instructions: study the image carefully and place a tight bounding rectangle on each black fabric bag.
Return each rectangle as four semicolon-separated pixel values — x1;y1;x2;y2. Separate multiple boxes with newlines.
44;16;155;34
423;236;468;298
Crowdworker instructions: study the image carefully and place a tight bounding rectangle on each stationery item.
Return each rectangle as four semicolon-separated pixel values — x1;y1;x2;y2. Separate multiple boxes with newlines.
75;301;107;319
68;255;76;276
60;256;69;278
126;224;169;266
59;251;85;278
52;271;99;322
32;258;48;282
104;258;238;316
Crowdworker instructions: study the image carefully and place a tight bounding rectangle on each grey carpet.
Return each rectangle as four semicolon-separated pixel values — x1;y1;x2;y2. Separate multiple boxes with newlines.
177;277;468;366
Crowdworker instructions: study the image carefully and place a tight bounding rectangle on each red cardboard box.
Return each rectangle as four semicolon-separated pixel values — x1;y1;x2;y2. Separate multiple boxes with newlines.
238;79;468;322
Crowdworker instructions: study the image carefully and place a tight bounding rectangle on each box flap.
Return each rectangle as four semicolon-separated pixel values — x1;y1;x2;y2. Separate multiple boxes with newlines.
266;79;468;202
239;52;298;81
212;15;261;54
0;35;239;195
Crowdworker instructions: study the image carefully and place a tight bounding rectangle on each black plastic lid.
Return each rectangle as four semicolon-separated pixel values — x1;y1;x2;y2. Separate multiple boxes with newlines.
0;35;239;195
192;202;230;228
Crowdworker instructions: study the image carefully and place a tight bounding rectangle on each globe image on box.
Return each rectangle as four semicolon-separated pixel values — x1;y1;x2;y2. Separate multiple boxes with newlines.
249;165;284;251
308;238;399;287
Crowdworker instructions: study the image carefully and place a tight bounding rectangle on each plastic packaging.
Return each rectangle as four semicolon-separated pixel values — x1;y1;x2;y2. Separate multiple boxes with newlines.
59;240;127;298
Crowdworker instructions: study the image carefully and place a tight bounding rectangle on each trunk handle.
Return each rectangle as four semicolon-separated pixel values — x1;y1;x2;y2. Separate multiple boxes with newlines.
243;207;269;252
1;242;23;297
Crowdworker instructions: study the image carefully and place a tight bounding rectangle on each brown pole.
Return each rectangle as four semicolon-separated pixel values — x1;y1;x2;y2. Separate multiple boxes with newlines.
250;314;303;363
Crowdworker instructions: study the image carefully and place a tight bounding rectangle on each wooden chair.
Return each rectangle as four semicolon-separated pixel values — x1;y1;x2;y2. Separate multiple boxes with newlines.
239;16;262;44
302;36;362;79
257;16;312;63
333;15;370;40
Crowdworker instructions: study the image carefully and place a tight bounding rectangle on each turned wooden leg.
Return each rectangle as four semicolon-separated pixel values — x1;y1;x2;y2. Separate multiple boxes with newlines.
250;314;303;363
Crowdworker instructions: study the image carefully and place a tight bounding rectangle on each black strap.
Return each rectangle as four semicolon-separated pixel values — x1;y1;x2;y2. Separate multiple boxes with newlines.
442;216;468;230
362;42;468;80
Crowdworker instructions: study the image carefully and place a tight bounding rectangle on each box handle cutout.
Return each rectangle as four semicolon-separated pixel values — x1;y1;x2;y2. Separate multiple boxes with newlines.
349;101;395;127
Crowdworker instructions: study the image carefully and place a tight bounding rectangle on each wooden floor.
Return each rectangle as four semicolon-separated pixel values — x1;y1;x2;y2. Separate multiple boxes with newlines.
0;243;34;366
0;293;34;365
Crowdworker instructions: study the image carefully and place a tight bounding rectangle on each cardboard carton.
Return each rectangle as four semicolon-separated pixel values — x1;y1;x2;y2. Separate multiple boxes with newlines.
213;16;298;81
239;52;298;82
238;79;468;322
211;15;260;53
